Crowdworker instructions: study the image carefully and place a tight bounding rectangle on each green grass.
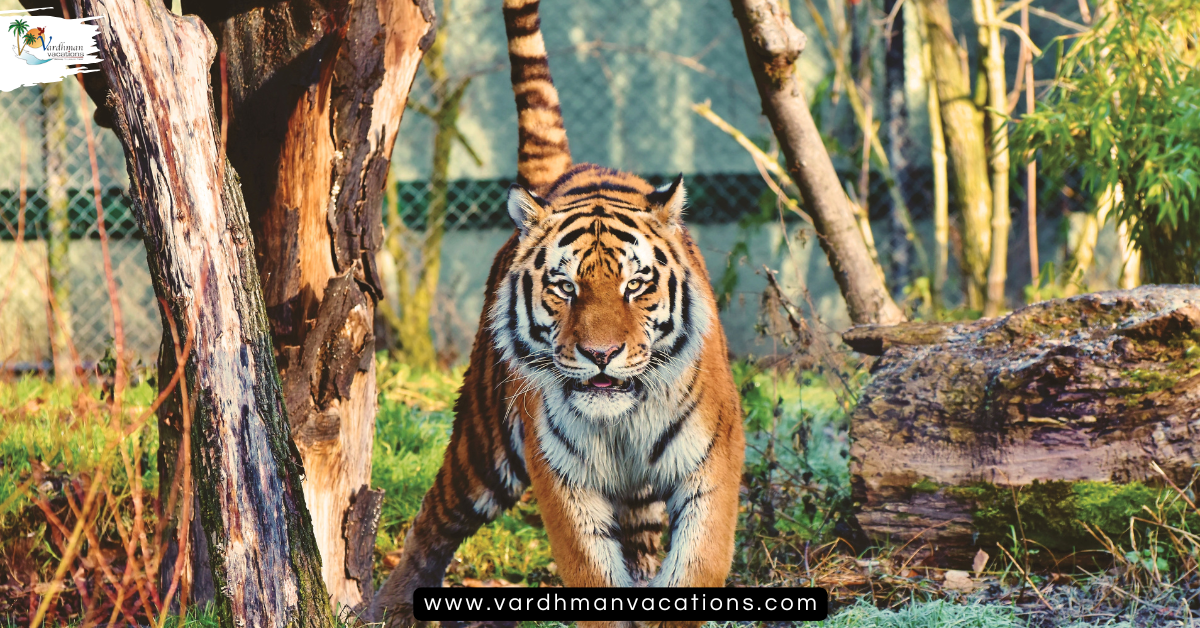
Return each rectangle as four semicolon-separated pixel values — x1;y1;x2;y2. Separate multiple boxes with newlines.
0;376;158;522
733;362;854;582
811;599;1024;628
523;600;1025;628
4;357;1198;627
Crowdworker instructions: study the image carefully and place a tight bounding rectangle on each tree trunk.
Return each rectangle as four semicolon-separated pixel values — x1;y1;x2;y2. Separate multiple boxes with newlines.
184;0;434;608
916;0;949;310
1065;208;1101;296
884;0;913;296
977;0;1010;316
844;285;1200;566
42;81;76;383
920;0;992;311
730;0;906;326
77;0;335;624
1117;218;1141;289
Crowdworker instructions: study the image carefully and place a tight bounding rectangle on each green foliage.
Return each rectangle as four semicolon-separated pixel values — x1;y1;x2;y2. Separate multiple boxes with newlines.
1023;262;1075;304
733;362;853;581
950;479;1198;568
812;599;1023;628
1011;0;1200;283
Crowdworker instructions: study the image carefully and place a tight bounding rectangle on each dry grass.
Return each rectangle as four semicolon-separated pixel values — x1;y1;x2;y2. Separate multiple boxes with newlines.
0;89;199;627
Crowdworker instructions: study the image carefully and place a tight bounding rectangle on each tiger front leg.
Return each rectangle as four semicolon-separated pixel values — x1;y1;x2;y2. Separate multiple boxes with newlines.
639;450;741;628
372;412;528;627
652;461;740;588
528;452;638;628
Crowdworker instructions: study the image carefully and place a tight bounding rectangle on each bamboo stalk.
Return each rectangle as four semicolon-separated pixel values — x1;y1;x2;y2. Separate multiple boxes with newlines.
801;0;930;278
1023;5;1038;293
923;0;993;310
917;0;949;310
979;0;1011;316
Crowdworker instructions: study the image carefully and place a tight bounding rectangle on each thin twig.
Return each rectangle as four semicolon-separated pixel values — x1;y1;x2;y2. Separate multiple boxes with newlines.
995;0;1035;22
1028;6;1088;32
996;542;1057;612
988;19;1044;55
690;101;814;224
75;74;127;400
30;468;107;628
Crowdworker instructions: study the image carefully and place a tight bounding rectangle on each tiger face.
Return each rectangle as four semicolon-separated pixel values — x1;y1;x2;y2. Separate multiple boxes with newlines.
490;165;714;421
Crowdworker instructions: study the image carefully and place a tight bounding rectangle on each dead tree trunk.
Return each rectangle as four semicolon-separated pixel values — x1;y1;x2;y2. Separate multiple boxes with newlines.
78;0;334;625
184;0;434;608
845;286;1200;566
730;0;906;326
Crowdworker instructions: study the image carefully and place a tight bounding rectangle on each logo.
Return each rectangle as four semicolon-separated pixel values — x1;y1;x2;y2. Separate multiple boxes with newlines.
2;9;102;92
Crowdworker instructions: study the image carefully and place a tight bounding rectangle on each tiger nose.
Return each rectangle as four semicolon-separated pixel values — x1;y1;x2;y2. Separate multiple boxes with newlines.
579;344;622;368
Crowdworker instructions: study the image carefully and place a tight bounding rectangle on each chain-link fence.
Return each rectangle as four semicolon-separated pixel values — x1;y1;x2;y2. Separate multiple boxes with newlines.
2;0;1123;371
0;78;160;372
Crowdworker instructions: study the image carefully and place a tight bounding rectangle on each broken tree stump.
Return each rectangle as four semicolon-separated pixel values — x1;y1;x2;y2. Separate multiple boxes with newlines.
79;0;334;623
845;286;1200;566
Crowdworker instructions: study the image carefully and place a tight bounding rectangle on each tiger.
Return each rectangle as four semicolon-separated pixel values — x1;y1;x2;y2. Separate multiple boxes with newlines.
371;0;744;625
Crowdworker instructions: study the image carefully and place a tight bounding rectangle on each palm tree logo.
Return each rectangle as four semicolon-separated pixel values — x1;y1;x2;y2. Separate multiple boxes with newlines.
8;18;31;56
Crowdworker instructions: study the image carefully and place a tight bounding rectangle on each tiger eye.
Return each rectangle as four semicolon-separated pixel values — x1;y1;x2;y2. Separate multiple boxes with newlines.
626;279;643;292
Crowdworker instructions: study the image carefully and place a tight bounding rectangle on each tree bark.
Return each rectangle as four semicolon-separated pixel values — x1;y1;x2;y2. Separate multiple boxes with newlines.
915;0;949;310
730;0;906;326
920;0;992;311
184;0;434;608
884;0;913;296
77;0;334;625
977;0;1010;316
845;285;1200;566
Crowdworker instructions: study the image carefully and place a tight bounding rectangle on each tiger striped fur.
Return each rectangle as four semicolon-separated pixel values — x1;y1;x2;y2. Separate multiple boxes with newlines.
372;1;743;626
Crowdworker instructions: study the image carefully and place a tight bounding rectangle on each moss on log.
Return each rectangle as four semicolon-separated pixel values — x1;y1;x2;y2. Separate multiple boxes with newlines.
845;286;1200;566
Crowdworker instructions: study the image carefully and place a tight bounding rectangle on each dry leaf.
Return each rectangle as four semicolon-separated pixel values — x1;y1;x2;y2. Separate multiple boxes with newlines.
972;549;989;578
943;569;975;592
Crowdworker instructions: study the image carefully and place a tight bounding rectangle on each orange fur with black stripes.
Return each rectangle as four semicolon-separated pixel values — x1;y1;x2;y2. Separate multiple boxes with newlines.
372;2;743;626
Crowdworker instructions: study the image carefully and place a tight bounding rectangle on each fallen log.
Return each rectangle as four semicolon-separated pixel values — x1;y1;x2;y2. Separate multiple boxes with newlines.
845;286;1200;566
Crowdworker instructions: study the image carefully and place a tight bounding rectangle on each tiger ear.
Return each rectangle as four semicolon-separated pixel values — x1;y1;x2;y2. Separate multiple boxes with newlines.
507;184;548;236
647;174;686;228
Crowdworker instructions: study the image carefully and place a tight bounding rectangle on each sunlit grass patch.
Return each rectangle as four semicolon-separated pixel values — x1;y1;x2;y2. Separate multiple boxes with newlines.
0;376;158;522
375;353;466;412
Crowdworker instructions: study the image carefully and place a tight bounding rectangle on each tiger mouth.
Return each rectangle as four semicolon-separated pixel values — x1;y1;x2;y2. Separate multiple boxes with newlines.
571;373;636;393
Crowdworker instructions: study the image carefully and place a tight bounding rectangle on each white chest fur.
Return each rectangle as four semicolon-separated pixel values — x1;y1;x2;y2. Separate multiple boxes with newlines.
531;370;711;498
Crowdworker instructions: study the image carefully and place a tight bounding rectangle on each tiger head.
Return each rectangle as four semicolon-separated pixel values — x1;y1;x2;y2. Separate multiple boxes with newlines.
490;165;715;421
